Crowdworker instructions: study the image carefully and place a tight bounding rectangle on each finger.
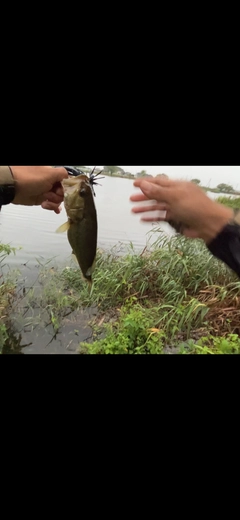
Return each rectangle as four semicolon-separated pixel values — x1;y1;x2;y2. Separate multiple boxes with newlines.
41;201;62;213
51;167;69;183
54;185;64;197
130;193;151;202
54;207;62;215
134;176;154;186
141;216;166;222
183;229;200;239
43;191;63;204
50;182;64;197
139;180;171;203
134;176;173;188
131;203;168;213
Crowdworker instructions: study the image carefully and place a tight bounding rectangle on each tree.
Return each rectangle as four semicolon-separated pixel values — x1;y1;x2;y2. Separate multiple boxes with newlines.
136;170;147;178
191;179;201;185
216;183;234;193
103;166;124;175
156;173;169;178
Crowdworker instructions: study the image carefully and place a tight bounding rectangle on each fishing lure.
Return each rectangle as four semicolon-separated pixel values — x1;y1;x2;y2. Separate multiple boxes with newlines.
62;166;104;196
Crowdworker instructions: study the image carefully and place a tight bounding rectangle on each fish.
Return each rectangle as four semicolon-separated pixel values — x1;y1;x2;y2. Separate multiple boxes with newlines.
56;175;97;286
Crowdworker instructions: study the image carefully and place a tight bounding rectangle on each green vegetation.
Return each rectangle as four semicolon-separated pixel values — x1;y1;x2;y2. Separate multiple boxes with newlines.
103;166;123;175
189;180;238;195
136;170;148;178
1;230;240;354
191;179;201;184
179;334;240;354
0;244;18;352
197;182;238;195
80;298;166;354
216;196;240;210
216;183;234;193
59;234;239;354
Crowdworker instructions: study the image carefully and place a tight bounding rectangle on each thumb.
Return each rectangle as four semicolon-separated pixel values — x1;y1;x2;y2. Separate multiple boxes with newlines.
51;167;69;183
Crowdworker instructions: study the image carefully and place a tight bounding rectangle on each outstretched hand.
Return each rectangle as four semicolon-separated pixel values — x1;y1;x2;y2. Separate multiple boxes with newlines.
130;176;233;243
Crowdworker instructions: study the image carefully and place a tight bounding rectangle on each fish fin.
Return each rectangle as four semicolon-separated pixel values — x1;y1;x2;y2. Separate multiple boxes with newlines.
88;279;93;295
56;221;70;233
83;276;93;293
86;257;96;277
71;252;78;265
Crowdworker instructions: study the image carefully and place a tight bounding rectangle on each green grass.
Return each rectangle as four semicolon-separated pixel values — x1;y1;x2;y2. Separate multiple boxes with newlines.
60;234;237;306
1;232;240;354
216;196;240;210
0;243;19;352
179;334;240;354
57;234;240;354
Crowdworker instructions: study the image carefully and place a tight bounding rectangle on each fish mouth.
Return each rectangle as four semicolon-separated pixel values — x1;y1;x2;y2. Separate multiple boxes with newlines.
62;176;88;186
62;176;91;194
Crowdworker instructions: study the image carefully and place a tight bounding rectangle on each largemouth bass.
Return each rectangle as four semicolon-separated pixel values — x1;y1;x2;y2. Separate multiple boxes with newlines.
56;175;97;285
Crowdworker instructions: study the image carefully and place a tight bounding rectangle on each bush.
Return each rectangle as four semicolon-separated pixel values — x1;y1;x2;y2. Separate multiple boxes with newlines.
180;334;240;354
80;299;165;354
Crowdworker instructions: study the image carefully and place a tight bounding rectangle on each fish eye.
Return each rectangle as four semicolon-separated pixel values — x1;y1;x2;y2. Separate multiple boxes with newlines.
80;188;86;196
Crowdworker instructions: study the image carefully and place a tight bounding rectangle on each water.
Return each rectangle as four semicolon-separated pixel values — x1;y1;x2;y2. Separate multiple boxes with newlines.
0;176;175;269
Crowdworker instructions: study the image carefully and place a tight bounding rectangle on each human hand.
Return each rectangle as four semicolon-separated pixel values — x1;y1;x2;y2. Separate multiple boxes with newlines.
10;166;68;214
130;176;234;243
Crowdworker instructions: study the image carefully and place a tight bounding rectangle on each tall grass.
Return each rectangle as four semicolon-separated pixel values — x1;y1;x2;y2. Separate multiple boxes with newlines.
216;196;240;209
2;233;240;354
60;234;237;306
0;243;18;351
58;234;240;349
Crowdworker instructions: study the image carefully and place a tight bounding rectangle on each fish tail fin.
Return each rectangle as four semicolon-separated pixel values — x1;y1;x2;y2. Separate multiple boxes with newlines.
84;274;93;293
88;279;94;296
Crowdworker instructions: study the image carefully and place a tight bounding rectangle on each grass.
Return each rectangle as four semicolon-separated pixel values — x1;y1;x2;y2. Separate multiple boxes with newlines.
178;334;240;354
1;231;240;354
216;196;240;210
0;243;19;352
58;233;240;354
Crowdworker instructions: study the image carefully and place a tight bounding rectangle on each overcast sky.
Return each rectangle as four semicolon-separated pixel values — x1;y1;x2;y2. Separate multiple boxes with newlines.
91;166;240;190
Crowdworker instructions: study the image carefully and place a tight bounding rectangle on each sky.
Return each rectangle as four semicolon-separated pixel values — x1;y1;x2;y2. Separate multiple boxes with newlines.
90;166;240;190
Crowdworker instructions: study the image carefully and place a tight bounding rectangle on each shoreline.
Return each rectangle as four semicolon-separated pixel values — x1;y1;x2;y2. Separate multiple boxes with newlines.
1;235;239;354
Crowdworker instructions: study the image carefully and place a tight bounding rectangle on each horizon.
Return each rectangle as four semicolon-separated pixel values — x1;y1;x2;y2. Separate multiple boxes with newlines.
85;166;240;190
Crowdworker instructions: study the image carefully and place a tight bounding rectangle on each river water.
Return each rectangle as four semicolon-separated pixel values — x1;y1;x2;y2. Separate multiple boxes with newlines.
0;176;175;269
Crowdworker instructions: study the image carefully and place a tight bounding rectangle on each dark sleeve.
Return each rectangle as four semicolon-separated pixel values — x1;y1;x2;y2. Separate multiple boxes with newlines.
0;166;15;209
207;222;240;277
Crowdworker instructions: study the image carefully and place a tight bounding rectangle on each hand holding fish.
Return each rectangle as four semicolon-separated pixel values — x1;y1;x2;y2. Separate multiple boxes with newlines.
130;176;233;243
10;166;68;214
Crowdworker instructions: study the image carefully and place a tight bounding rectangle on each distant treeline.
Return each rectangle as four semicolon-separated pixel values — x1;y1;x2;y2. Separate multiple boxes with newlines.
62;167;239;193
